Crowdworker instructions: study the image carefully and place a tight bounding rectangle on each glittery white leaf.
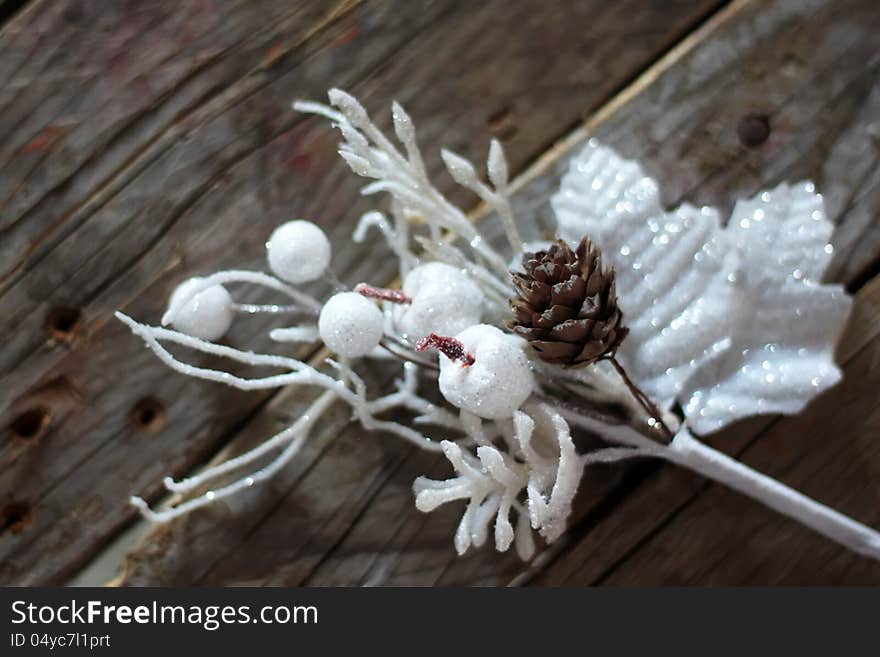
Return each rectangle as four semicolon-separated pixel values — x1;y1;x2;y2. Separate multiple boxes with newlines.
679;183;850;433
553;138;660;246
553;140;739;410
552;141;850;434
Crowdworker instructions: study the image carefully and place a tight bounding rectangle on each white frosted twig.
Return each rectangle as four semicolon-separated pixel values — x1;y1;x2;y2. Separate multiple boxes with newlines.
120;313;446;453
415;403;592;557
414;439;526;555
364;361;419;414
362;362;436;416
327;359;444;451
232;303;310;315
554;403;659;451
163;389;339;495
131;389;339;522
540;403;880;560
391;100;427;181
460;410;493;447
353;210;394;244
296;90;511;278
116;312;318;390
162;270;321;326
388;199;413;276
270;326;320;343
494;417;524;459
580;446;651;466
440;144;522;252
353;210;414;272
291;99;344;123
412;406;465;432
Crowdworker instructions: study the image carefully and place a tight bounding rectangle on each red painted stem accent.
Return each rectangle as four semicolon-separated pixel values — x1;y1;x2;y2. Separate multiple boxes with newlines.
415;333;475;367
354;283;412;304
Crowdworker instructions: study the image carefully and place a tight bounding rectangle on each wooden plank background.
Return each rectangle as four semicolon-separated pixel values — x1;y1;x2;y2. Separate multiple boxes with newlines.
1;0;878;586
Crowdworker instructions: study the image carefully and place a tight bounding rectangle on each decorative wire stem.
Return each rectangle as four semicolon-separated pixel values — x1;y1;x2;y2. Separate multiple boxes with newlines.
608;355;674;441
232;303;315;316
132;389;339;523
662;430;880;561
552;403;880;560
161;269;321;326
379;337;440;371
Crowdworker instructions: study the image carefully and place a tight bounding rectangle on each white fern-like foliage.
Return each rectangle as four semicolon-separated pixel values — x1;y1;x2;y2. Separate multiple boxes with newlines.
413;401;583;559
414;439;532;558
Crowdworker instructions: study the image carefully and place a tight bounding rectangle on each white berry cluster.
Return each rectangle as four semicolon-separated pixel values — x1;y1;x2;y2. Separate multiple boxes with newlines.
119;91;605;562
164;218;534;421
167;219;331;341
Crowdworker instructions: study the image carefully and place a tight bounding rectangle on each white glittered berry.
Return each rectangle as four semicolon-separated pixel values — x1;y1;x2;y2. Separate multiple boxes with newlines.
438;324;534;420
167;277;234;342
394;262;483;341
318;291;384;358
266;220;331;284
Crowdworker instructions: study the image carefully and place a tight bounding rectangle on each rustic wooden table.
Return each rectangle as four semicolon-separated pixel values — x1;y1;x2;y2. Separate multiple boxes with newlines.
1;0;879;586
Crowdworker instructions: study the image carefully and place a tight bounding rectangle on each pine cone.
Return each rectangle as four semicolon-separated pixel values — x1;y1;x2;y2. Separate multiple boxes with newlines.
509;237;628;367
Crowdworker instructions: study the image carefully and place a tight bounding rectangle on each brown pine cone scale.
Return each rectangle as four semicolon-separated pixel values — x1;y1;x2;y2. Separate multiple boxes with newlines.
509;237;628;367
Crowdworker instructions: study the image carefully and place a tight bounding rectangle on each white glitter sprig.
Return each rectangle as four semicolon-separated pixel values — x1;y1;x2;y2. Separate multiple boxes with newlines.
115;91;880;565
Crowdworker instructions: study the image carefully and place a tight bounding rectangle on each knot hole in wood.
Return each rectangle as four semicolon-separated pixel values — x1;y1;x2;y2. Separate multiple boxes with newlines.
130;397;166;434
737;114;771;148
8;406;52;443
44;306;82;344
0;501;32;536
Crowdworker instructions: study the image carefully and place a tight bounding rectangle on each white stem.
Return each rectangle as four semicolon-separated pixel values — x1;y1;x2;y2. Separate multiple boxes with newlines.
163;389;339;494
162;270;321;326
555;405;660;451
270;326;320;343
662;429;880;561
233;303;312;315
131;390;339;523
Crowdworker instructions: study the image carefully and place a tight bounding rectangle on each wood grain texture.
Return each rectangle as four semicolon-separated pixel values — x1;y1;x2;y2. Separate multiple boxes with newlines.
112;0;880;586
0;0;725;584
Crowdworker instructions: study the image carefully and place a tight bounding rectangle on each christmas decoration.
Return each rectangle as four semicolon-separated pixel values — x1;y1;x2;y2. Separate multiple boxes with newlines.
117;89;880;563
553;140;849;434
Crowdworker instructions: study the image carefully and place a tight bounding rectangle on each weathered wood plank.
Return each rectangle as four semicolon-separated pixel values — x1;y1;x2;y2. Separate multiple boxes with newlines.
0;0;725;584
117;0;880;585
